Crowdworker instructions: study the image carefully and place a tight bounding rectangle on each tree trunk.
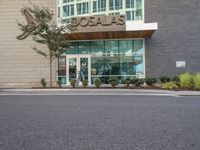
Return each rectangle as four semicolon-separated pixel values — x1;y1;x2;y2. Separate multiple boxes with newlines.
50;61;52;87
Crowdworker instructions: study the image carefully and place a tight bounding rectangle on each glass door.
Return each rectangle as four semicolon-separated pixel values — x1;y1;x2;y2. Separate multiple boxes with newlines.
68;57;77;82
80;57;89;81
66;55;91;86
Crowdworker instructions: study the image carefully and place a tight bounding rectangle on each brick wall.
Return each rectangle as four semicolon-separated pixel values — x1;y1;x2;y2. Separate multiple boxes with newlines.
0;0;57;87
145;0;200;77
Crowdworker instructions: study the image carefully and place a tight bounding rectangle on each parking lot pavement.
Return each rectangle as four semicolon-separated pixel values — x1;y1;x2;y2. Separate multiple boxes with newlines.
0;95;200;150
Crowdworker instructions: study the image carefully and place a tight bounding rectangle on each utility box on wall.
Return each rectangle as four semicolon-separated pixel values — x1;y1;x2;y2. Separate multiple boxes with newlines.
176;61;186;68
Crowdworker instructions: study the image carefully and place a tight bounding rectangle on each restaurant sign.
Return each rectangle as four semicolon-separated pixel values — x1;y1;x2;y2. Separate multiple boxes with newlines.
71;15;125;27
70;15;126;32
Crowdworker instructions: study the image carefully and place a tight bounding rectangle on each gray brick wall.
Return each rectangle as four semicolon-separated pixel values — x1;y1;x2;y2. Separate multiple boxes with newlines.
145;0;200;77
0;0;57;87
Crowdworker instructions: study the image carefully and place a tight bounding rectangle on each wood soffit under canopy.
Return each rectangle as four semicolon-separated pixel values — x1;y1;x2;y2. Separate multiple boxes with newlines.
65;30;155;41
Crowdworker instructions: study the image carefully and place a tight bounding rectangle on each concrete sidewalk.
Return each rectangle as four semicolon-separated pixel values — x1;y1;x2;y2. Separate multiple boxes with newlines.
0;88;199;96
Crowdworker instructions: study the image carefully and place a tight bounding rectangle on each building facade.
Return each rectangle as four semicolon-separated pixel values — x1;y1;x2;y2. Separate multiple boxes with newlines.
0;0;199;87
57;0;157;85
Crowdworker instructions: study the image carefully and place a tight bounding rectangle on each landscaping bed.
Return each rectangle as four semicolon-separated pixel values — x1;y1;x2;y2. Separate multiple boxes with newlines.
37;72;200;91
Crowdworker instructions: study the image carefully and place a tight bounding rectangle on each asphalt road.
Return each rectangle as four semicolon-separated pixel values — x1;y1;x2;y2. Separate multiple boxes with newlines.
0;95;200;150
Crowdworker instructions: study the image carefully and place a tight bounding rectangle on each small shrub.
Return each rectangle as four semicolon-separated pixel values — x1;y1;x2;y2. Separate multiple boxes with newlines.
179;72;193;88
108;76;119;87
82;80;88;88
172;75;180;82
161;81;178;90
138;78;145;86
40;78;47;88
124;77;132;87
94;79;102;88
131;77;137;85
193;73;200;89
57;80;62;88
70;80;76;88
159;75;171;83
132;78;145;86
145;77;157;86
172;75;180;87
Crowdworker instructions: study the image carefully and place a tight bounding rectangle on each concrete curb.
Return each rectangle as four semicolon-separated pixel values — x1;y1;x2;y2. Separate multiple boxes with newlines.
0;88;199;96
0;88;171;92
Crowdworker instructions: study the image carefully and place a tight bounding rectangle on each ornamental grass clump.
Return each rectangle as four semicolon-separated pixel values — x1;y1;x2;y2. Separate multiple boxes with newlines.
179;72;193;88
193;73;200;89
161;81;178;90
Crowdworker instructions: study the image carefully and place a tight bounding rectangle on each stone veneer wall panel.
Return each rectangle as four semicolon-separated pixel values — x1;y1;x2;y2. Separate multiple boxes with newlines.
0;0;57;87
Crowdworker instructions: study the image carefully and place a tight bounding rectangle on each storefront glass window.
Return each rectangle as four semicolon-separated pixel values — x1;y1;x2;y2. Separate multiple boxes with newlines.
134;39;144;75
91;56;105;83
126;0;134;8
64;0;74;3
105;40;118;56
109;0;122;10
79;41;90;54
63;6;67;17
77;2;89;15
67;5;74;17
58;56;66;84
109;12;120;15
93;0;106;13
66;42;78;54
58;56;66;76
58;7;60;18
136;0;142;20
104;55;120;76
134;39;143;52
58;0;143;22
91;41;104;56
119;55;135;81
119;40;134;56
126;11;134;20
63;39;144;84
